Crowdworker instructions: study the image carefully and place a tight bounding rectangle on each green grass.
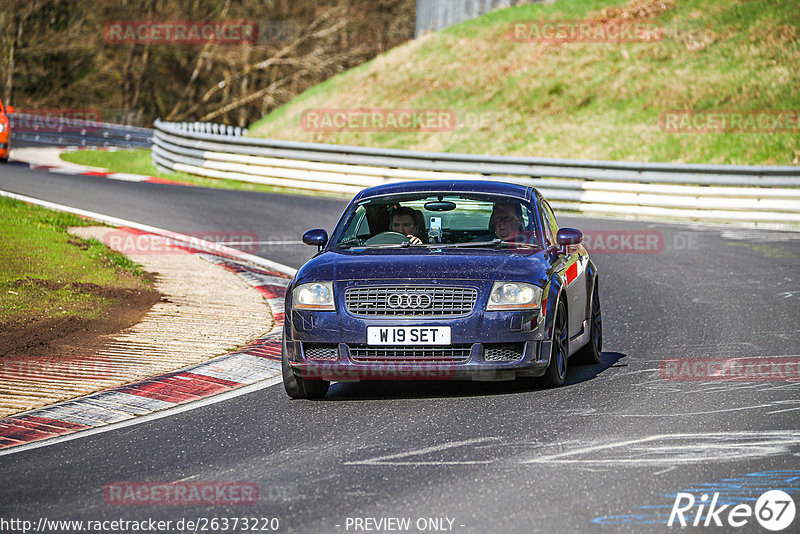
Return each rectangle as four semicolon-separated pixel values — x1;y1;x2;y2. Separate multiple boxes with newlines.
60;149;349;197
0;195;151;327
61;149;170;179
248;0;800;165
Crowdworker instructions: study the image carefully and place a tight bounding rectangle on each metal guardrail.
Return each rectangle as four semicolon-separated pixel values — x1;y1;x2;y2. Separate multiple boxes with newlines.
415;0;531;38
10;114;153;149
152;119;800;225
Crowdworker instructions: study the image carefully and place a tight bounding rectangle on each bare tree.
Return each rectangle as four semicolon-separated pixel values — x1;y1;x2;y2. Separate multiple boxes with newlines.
1;0;414;125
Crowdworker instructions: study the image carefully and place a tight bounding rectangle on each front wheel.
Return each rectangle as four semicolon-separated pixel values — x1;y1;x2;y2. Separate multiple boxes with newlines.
281;337;329;399
574;285;602;365
542;301;568;387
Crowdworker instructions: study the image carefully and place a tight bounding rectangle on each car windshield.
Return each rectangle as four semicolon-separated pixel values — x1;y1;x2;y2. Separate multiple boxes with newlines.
331;193;540;250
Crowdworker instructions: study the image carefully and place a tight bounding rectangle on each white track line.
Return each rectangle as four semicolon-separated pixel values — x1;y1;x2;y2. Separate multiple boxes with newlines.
345;437;502;466
0;377;283;457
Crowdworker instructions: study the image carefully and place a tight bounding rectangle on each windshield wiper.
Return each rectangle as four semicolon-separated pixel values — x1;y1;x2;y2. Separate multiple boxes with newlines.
339;242;416;249
432;239;539;249
433;239;503;248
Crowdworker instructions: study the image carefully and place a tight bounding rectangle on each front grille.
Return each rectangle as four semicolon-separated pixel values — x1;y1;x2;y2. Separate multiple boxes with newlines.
484;343;525;362
304;344;338;361
348;345;472;363
345;286;478;317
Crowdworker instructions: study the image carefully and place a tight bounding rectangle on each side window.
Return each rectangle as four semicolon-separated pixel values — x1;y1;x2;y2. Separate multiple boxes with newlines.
340;206;369;242
539;201;555;247
543;200;560;239
357;214;370;236
521;204;531;230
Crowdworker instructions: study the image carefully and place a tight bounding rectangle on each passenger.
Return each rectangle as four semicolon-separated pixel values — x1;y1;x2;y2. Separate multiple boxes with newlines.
391;206;425;244
490;202;537;246
490;202;524;240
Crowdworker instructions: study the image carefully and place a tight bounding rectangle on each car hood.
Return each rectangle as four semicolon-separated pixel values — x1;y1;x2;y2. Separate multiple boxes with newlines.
294;249;553;284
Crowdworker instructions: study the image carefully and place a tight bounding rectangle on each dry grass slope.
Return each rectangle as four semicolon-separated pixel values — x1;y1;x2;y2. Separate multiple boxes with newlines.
250;0;800;165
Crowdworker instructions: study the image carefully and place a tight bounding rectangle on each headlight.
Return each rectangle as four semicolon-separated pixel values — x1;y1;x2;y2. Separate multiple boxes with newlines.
486;282;542;311
293;282;335;311
0;123;6;133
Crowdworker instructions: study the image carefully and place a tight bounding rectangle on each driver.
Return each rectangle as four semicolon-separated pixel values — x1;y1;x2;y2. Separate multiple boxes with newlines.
391;207;425;245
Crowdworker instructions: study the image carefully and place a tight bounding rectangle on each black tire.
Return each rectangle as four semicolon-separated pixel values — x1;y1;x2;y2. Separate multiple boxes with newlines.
0;157;8;164
574;285;602;365
281;337;329;399
542;301;568;387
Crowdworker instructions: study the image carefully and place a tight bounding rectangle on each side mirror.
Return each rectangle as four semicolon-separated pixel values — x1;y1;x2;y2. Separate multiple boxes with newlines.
5;105;14;114
302;229;328;251
556;228;582;254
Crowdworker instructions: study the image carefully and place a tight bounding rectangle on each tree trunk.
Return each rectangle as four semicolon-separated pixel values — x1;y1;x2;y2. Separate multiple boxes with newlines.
4;12;25;104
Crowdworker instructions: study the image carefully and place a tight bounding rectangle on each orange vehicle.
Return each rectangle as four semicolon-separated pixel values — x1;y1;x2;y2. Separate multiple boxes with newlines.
0;97;14;163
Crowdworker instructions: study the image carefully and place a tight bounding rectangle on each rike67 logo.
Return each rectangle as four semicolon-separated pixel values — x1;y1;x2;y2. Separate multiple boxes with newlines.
669;490;796;531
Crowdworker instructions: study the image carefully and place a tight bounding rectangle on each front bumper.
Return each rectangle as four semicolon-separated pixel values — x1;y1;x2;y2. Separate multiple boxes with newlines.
286;340;550;381
285;291;552;381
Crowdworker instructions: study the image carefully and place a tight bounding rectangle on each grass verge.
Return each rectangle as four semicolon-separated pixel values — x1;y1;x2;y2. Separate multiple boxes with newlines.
0;195;152;338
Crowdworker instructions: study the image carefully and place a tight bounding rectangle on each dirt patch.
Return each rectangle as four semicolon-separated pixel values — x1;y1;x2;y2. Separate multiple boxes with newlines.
67;237;90;250
598;0;676;22
0;282;162;358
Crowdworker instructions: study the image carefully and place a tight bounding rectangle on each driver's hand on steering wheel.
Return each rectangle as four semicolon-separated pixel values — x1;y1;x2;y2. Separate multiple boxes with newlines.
407;235;422;245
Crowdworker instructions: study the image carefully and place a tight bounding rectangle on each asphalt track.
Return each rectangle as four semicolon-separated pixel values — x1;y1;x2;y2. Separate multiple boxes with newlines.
1;161;800;533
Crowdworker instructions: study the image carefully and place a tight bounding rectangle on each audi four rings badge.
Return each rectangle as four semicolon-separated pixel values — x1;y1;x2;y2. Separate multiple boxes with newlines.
387;293;434;309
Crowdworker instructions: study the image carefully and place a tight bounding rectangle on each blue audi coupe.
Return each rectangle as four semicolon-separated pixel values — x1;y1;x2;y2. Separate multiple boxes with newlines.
282;180;601;398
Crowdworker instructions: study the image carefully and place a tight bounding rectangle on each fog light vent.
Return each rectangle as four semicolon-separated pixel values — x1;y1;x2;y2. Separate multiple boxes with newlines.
484;343;525;362
304;344;338;361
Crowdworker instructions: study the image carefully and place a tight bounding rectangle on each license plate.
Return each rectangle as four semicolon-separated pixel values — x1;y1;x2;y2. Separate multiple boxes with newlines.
367;326;451;346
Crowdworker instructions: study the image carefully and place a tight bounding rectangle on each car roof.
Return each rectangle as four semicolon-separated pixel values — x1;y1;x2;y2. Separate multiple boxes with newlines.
354;180;536;202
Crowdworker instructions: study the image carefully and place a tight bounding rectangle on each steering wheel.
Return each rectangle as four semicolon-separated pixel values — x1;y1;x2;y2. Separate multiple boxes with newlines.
364;231;410;245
